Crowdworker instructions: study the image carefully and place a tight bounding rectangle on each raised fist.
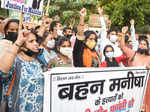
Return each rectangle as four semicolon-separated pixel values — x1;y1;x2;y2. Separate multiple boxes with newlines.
80;8;87;17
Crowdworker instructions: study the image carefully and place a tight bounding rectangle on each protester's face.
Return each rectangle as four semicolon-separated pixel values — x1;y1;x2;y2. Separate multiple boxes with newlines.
128;41;132;48
59;40;72;58
110;31;117;36
54;15;60;21
43;34;54;45
86;34;97;42
25;33;39;52
6;22;19;34
85;34;97;49
64;29;72;36
60;41;71;48
56;23;63;30
105;47;113;54
44;18;52;31
104;46;114;58
138;40;148;50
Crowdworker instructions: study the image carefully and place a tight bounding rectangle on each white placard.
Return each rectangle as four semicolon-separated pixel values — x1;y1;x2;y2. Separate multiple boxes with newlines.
1;0;44;16
44;67;149;112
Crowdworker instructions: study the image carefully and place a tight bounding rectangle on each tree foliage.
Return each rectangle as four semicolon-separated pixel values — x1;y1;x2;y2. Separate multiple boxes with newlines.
0;0;150;32
43;0;150;32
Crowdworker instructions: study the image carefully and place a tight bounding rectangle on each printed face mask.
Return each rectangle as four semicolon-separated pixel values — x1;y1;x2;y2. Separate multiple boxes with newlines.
105;51;114;58
85;41;96;49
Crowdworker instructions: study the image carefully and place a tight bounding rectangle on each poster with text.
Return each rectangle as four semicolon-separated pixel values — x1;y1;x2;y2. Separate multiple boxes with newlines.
1;0;44;16
44;67;149;112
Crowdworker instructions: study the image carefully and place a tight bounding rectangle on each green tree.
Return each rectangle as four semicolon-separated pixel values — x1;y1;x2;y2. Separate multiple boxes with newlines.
101;0;150;32
44;0;99;27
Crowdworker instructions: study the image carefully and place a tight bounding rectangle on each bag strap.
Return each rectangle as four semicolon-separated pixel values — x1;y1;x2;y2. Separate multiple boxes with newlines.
6;69;16;97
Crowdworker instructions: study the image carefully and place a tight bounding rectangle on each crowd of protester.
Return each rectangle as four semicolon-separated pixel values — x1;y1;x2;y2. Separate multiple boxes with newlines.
0;7;150;112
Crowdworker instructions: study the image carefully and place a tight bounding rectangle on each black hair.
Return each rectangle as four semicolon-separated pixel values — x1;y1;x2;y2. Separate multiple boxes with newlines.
0;16;4;20
125;35;129;43
107;26;118;34
63;27;72;33
30;29;44;44
34;25;40;31
49;21;61;32
84;30;98;42
57;37;71;47
4;19;19;35
138;35;147;41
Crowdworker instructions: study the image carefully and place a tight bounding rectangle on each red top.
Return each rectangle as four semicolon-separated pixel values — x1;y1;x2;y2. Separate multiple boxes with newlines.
101;54;126;67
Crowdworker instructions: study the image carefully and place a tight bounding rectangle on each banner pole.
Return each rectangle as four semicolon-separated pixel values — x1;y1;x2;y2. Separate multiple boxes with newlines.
46;0;50;16
19;12;24;31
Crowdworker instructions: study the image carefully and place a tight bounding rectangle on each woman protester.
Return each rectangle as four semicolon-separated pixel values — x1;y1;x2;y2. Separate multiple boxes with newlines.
54;37;73;67
73;8;101;67
0;29;44;112
101;45;126;67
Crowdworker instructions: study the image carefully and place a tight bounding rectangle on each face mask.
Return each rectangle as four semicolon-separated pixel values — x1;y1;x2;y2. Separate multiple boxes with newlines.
57;29;63;36
60;47;73;58
110;35;118;43
47;39;55;49
66;34;72;39
5;32;18;43
85;41;96;49
137;48;149;55
84;29;88;32
23;48;43;57
105;51;114;58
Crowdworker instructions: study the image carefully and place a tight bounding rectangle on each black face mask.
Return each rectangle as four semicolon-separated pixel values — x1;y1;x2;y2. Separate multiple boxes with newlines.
23;48;43;57
66;35;72;39
137;48;149;55
5;32;18;43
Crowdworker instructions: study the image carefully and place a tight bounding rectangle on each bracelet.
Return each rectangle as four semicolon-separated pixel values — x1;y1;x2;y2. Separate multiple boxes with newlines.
14;43;22;47
79;24;84;26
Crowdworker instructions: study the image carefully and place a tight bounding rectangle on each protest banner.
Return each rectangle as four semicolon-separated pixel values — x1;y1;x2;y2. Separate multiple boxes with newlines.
43;67;149;112
9;10;21;19
9;10;31;23
1;0;44;16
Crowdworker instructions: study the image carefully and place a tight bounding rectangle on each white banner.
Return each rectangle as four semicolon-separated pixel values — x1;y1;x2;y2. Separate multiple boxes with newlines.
1;0;44;16
44;67;149;112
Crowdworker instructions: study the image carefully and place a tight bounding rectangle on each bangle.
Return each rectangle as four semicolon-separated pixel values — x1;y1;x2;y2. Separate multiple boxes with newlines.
14;43;22;47
79;24;84;26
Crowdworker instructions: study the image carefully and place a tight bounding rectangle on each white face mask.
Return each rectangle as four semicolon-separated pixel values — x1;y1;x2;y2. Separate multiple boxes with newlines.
105;51;114;58
84;29;88;32
60;47;73;58
57;29;63;36
110;35;118;43
47;39;55;49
